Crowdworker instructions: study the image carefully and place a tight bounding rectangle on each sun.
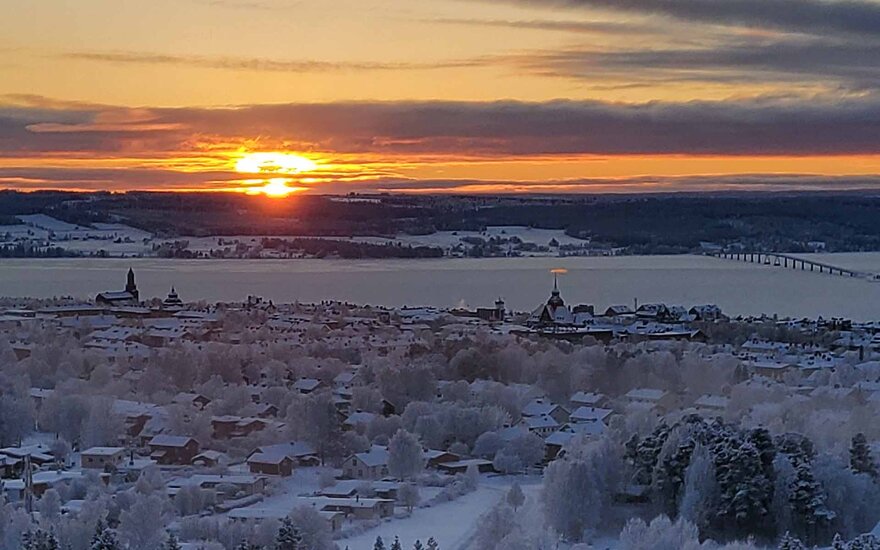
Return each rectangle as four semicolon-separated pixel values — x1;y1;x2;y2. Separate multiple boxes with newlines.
235;152;318;175
254;178;302;198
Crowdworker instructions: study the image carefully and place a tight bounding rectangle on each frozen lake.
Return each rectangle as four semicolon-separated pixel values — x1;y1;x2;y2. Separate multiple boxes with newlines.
1;254;878;320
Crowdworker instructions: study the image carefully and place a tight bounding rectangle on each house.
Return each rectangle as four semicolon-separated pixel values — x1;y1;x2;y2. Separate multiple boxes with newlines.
172;392;211;410
424;450;460;469
689;304;725;321
518;415;560;437
436;459;495;475
247;453;294;477
81;447;127;470
343;411;377;432
625;388;677;413
570;391;608;409
521;398;570;424
342;446;390;479
693;394;730;416
250;442;319;466
308;496;395;520
254;403;279;418
191;450;228;468
604;305;635;318
544;422;607;460
569;406;614;425
292;378;323;394
172;474;267;497
148;435;200;465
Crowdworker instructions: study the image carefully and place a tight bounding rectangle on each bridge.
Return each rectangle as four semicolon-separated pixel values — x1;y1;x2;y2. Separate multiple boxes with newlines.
709;251;872;279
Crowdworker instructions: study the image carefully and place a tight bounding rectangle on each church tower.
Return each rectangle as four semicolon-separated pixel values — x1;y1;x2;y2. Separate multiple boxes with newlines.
125;268;139;301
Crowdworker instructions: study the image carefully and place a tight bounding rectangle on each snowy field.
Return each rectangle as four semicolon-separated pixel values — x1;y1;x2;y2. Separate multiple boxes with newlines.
183;226;586;256
1;214;153;256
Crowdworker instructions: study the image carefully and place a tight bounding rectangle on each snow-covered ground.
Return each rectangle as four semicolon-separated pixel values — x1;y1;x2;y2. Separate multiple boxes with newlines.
182;226;586;257
1;214;153;256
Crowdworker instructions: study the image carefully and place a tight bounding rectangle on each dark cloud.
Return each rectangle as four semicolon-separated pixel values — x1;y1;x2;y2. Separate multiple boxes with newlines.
426;17;657;35
4;97;880;157
519;37;880;89
485;0;880;38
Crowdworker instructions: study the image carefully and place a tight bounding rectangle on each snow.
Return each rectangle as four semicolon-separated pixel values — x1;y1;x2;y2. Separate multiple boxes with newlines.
339;482;506;550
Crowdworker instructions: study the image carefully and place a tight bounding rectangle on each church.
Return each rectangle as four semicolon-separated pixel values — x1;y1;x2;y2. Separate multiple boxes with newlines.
96;268;140;306
526;275;594;329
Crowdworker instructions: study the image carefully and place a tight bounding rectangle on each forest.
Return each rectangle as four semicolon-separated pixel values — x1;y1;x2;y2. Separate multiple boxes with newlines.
2;191;880;254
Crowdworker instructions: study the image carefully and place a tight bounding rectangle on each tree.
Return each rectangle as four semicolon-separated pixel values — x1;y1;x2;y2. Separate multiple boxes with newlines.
289;505;335;550
275;518;302;550
118;493;165;550
90;520;121;550
850;433;878;479
399;483;420;512
413;541;424;550
37;489;62;527
778;531;806;550
390;536;402;550
388;429;425;480
543;449;608;542
507;482;525;511
426;538;439;550
23;529;60;550
678;443;715;532
164;532;182;550
373;537;386;550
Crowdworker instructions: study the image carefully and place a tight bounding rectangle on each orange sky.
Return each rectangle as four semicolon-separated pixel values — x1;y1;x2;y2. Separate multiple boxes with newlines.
2;0;880;195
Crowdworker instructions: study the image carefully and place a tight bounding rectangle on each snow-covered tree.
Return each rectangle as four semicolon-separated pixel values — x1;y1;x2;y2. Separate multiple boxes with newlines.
390;536;403;550
507;482;525;511
850;433;878;479
388;429;425;480
275;517;302;550
373;536;386;550
118;493;165;550
679;443;715;531
398;483;420;512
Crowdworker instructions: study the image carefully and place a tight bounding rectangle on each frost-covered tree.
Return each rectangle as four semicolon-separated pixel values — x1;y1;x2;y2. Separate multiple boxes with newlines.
388;429;425;480
507;482;525;511
619;516;701;550
373;536;386;550
390;536;403;550
37;489;62;527
543;450;606;541
289;505;334;550
679;443;715;531
412;541;424;550
90;520;120;550
398;483;420;512
476;505;516;549
118;493;165;550
426;537;439;550
777;531;806;550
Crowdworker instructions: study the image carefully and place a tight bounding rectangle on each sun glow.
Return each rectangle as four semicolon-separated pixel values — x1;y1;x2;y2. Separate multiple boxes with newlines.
235;152;318;175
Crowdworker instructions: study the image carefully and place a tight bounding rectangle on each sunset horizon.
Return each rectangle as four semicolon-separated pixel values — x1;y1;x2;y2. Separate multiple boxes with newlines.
3;0;880;196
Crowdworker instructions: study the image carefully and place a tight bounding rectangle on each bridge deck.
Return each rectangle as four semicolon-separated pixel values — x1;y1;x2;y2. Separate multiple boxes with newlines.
710;252;872;278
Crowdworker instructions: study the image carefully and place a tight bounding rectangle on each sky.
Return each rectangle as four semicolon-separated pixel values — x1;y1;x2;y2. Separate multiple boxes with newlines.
2;0;880;195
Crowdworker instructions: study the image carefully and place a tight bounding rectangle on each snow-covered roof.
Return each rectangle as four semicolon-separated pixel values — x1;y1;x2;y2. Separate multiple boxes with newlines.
352;445;389;467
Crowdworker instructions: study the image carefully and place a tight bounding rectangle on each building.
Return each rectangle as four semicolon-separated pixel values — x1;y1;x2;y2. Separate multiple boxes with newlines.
96;268;140;305
80;447;127;470
247;453;294;477
342;446;390;479
148;435;200;465
163;287;184;309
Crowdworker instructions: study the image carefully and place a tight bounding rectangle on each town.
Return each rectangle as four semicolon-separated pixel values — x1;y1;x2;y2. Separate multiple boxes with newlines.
0;269;877;549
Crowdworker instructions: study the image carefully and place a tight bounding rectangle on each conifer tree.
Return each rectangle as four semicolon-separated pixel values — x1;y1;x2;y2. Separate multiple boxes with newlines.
373;536;386;550
164;531;183;550
850;433;878;478
390;536;403;550
413;540;424;550
426;538;439;550
275;517;302;550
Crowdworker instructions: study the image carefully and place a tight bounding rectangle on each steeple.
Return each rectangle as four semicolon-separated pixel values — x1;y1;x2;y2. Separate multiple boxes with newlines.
547;272;564;308
125;268;139;300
